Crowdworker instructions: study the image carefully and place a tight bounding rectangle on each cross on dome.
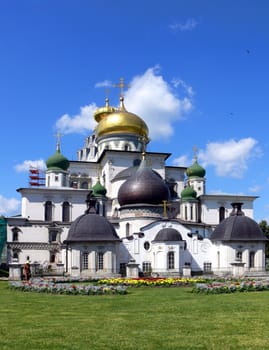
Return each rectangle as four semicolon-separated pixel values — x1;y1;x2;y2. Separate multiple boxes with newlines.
113;77;130;98
54;131;63;151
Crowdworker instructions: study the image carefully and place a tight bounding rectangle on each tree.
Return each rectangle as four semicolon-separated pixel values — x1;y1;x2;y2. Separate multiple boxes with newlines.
259;220;269;258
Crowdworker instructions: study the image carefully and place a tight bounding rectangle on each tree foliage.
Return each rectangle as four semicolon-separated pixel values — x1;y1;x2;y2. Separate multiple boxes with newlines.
259;220;269;258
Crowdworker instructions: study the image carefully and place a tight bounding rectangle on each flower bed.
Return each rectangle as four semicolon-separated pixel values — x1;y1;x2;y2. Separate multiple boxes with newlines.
9;278;128;295
97;277;207;287
192;280;269;294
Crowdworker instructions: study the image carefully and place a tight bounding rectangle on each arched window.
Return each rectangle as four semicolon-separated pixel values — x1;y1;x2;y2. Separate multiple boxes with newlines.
219;206;225;223
62;201;70;222
45;201;52;221
12;227;19;241
124;144;129;151
168;251;175;269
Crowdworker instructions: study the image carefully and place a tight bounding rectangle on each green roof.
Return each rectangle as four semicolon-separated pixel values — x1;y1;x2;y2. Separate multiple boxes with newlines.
186;159;206;178
46;149;69;171
181;186;197;201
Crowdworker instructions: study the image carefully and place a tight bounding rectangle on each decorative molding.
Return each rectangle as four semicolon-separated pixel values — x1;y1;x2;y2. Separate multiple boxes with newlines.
8;242;61;250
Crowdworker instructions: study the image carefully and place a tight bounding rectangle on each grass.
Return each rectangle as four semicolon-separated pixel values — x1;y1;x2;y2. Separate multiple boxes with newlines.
1;281;269;350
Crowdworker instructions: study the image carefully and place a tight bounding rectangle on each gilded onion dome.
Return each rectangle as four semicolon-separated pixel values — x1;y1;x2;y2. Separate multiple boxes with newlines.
94;97;116;123
95;96;149;139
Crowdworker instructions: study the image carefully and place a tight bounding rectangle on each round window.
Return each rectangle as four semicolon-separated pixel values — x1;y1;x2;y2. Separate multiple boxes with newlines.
144;241;150;250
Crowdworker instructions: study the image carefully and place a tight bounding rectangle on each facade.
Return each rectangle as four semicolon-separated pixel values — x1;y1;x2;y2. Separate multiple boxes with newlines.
6;94;267;278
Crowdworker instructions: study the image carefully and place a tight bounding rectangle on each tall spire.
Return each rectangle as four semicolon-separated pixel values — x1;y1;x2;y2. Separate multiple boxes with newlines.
193;145;198;162
54;131;63;152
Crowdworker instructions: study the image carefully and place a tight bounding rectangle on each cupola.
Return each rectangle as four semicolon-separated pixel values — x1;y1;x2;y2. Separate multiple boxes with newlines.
186;159;206;178
95;96;149;140
181;186;197;201
46;142;69;171
92;179;107;197
118;153;170;206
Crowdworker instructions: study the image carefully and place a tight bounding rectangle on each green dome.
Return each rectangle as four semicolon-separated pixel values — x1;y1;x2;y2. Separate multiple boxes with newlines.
181;186;197;201
92;180;107;197
46;149;69;171
186;160;206;178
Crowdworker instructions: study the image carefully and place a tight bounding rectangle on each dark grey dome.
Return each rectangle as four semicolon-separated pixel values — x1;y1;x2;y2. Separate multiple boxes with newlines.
118;157;170;206
66;213;120;242
112;165;162;182
153;228;183;242
211;203;267;242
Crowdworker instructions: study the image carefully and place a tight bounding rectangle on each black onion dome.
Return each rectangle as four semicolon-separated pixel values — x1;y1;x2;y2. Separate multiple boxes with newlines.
211;203;267;242
66;213;120;242
118;156;170;206
153;228;183;242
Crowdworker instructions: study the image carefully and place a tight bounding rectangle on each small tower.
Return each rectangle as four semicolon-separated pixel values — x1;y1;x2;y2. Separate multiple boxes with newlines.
186;146;206;197
93;78;149;155
45;133;70;187
180;185;198;222
91;179;107;216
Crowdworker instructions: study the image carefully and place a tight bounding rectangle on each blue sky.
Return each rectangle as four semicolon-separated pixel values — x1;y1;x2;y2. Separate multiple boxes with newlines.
0;0;269;222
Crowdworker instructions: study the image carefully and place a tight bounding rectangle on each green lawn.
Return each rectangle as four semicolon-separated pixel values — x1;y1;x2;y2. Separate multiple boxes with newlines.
1;281;269;350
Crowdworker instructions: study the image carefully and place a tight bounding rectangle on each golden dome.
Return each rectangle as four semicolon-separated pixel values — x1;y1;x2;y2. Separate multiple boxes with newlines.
94;98;116;123
95;97;149;139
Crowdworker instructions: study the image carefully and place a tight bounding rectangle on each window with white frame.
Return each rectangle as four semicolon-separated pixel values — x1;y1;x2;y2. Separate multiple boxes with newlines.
12;227;19;241
82;252;89;270
97;252;104;270
168;251;175;269
203;262;212;272
142;261;152;273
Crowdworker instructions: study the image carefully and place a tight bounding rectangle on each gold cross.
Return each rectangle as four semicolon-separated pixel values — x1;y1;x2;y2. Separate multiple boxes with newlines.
162;200;170;217
113;77;130;97
54;131;63;150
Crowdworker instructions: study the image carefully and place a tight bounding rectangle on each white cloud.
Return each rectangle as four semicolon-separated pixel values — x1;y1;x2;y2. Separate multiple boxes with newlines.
15;159;46;173
0;195;20;216
54;67;193;140
125;66;193;139
248;185;262;193
171;78;194;96
172;154;191;167
95;80;112;88
170;18;198;32
55;103;97;134
198;138;261;178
